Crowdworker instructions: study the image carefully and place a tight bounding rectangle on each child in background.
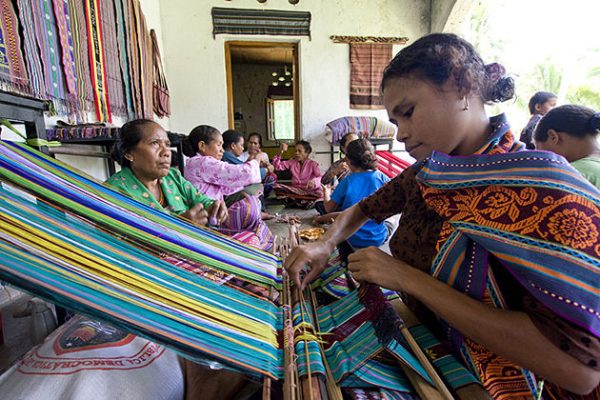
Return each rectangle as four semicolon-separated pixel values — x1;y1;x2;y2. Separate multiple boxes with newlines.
315;138;390;253
520;91;557;149
183;125;273;250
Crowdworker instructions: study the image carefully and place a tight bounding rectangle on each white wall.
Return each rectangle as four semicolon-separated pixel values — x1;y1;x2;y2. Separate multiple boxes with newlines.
158;0;429;167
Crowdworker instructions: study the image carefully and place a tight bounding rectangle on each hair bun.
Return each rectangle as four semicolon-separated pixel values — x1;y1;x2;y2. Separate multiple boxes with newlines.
485;63;506;82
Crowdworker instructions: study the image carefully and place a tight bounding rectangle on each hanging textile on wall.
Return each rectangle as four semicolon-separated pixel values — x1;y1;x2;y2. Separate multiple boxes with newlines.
5;0;161;123
151;29;170;118
212;7;311;38
127;0;152;119
349;43;392;109
84;0;111;123
16;0;44;99
137;1;153;119
100;0;127;118
66;0;95;120
122;0;142;117
0;0;30;94
113;0;135;119
51;0;77;96
30;0;74;114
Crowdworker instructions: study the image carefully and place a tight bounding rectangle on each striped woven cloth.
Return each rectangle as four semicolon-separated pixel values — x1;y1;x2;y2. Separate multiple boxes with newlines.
0;141;463;396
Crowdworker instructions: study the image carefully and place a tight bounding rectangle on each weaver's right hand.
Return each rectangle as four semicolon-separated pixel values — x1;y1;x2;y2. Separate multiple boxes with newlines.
181;202;209;226
283;241;333;290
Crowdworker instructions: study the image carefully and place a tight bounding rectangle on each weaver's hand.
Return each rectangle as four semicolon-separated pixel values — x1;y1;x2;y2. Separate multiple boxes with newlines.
207;200;228;225
321;184;332;201
337;161;350;175
284;241;333;290
266;164;275;174
306;180;316;190
348;246;403;291
181;202;209;226
279;142;288;154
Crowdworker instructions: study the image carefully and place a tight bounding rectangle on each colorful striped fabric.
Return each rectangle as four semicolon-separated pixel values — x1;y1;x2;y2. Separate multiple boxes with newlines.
15;0;45;99
113;0;135;119
100;0;127;118
0;141;280;286
66;0;95;120
316;287;431;393
84;0;111;122
408;324;480;391
0;141;461;395
349;43;391;110
211;7;311;38
417;114;600;397
30;0;73;113
51;0;77;95
0;184;282;378
327;116;397;145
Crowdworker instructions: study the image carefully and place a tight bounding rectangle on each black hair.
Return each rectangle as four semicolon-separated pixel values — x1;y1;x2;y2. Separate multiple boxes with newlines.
528;91;557;115
296;140;312;154
182;125;220;157
534;105;600;142
381;33;514;104
111;119;159;167
247;132;263;146
222;129;244;151
339;132;359;150
345;138;377;171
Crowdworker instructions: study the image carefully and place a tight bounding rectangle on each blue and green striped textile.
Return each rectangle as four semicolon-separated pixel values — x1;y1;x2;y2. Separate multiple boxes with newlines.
0;141;280;288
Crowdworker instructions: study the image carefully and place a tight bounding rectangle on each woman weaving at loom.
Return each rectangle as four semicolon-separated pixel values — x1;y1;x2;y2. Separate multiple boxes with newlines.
106;119;256;399
106;119;228;226
183;125;274;250
285;33;600;399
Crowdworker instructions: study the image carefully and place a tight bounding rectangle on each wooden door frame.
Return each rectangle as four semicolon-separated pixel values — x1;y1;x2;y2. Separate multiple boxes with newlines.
224;41;300;141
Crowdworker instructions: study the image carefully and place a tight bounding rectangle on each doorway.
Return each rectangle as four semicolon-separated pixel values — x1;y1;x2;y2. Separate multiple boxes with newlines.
224;41;300;147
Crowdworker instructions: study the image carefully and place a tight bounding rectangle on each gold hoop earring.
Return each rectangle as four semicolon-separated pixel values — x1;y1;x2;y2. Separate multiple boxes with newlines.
463;97;469;111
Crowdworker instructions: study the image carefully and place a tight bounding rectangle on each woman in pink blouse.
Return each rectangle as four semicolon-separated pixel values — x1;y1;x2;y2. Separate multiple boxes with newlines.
272;140;323;208
183;125;273;250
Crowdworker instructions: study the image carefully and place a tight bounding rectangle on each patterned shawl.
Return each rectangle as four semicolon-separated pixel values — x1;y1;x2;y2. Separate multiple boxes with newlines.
0;0;30;93
416;114;600;397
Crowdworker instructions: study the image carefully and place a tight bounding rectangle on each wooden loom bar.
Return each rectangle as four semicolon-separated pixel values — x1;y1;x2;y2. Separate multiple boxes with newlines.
275;225;457;399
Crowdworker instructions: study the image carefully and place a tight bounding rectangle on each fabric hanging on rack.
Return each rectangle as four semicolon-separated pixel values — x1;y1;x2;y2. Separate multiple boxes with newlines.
0;0;30;94
15;0;45;99
349;43;392;110
46;126;121;141
101;0;127;118
136;1;153;119
66;0;95;120
125;0;142;118
151;29;170;118
113;0;135;119
51;0;77;96
30;0;72;114
84;0;111;122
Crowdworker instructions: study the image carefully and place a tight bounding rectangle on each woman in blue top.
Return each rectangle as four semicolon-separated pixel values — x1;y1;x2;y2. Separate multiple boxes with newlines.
315;138;389;249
